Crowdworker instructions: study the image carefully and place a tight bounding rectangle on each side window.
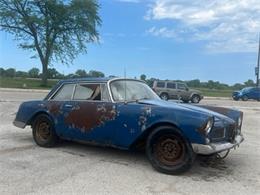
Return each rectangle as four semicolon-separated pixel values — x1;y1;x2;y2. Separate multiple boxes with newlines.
157;82;165;88
177;83;187;90
101;84;110;101
74;84;101;100
52;84;75;100
167;82;176;89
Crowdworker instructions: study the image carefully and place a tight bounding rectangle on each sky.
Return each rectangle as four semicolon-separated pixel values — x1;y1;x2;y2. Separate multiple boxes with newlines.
0;0;260;85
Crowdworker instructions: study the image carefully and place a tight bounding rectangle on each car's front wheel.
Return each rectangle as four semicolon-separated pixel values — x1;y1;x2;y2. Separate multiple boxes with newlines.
160;93;169;101
32;114;58;147
191;95;200;103
146;126;194;174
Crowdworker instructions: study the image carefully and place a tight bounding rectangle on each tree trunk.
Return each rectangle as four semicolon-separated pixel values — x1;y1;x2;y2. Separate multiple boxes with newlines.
41;62;48;87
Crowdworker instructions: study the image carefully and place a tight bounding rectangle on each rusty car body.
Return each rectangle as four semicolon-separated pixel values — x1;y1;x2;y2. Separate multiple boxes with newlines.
13;78;244;174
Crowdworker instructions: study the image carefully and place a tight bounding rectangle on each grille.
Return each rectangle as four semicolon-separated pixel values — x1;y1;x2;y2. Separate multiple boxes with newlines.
226;123;236;142
209;127;225;141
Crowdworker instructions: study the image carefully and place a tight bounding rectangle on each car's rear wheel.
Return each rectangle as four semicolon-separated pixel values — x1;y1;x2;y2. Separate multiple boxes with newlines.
242;95;248;101
160;93;169;101
191;95;200;103
146;126;194;174
32;114;58;147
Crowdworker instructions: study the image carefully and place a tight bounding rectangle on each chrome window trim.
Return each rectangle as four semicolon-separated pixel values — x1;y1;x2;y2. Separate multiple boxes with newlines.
48;78;148;103
48;81;112;102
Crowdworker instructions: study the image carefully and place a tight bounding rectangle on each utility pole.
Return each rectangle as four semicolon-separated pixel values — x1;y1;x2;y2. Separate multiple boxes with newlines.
256;34;260;87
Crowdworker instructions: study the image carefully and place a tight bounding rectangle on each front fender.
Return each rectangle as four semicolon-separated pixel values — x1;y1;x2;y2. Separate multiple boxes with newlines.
139;106;210;145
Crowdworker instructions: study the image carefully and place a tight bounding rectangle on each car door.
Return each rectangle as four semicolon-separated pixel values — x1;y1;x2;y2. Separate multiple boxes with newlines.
249;87;260;100
177;83;190;100
50;82;117;145
166;82;178;99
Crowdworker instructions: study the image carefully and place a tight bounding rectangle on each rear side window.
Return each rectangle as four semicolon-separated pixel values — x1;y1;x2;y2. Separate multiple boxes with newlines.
52;84;75;100
156;82;165;88
74;84;101;100
167;82;176;89
177;83;187;90
73;83;110;101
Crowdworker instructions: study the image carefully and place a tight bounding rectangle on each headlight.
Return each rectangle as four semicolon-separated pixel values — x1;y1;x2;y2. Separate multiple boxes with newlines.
238;116;242;127
205;117;214;134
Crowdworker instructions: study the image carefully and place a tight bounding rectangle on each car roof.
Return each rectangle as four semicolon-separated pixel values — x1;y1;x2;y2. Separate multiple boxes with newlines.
44;77;145;100
59;77;113;84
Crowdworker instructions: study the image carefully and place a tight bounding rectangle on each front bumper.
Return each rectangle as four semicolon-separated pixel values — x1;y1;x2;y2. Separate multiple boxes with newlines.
192;134;244;155
13;120;26;128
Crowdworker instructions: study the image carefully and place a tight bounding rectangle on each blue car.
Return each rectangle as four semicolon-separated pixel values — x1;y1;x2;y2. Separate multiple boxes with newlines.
14;78;244;174
232;87;260;101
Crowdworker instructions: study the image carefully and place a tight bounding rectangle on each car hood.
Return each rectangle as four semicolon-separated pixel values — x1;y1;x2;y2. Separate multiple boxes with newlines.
189;89;202;94
137;99;234;122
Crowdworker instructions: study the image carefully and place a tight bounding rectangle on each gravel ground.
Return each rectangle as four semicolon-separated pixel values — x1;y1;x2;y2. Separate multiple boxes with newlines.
0;89;260;195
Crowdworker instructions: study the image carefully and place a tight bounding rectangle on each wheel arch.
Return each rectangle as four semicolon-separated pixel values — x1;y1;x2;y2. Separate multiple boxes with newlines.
27;111;54;126
129;121;189;151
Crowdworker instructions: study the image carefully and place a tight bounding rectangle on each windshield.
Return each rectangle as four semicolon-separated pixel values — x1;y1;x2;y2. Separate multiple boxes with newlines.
110;80;160;102
241;87;253;92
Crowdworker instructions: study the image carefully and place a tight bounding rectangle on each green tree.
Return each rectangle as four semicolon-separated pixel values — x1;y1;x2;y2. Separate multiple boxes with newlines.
47;68;60;79
244;79;254;87
75;69;87;77
28;67;40;78
0;0;101;86
0;67;5;76
140;74;146;81
5;68;16;77
88;70;104;77
16;70;28;77
186;79;200;88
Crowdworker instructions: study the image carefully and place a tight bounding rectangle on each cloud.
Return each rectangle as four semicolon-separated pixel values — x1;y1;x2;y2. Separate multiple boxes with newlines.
146;26;177;38
145;0;260;52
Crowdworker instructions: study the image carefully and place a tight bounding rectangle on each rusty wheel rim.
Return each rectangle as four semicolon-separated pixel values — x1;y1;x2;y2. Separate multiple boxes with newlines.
36;121;51;141
154;135;185;166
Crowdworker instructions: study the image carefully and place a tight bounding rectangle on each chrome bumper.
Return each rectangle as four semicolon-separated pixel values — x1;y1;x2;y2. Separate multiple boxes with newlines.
13;120;26;128
192;135;244;155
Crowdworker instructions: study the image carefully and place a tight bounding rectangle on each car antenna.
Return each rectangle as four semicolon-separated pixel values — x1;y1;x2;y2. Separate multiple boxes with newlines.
124;66;127;103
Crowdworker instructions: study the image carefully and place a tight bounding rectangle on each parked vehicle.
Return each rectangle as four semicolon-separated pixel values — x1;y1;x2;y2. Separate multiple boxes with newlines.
152;80;203;103
14;78;244;174
232;87;260;101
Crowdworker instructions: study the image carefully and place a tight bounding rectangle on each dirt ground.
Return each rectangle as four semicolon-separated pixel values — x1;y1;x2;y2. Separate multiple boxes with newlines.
0;89;260;195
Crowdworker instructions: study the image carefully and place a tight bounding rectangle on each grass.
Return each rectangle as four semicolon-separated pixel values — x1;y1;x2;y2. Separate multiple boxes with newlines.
0;77;233;97
195;88;233;97
0;77;58;89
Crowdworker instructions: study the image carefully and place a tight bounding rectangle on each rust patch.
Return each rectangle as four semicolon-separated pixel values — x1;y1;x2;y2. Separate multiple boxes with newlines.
138;106;152;131
64;102;117;132
47;102;63;116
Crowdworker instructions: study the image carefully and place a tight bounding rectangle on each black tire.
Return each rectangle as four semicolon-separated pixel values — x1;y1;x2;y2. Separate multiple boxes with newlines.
233;97;239;101
191;95;200;103
160;93;169;101
242;95;248;101
146;126;195;175
32;114;58;147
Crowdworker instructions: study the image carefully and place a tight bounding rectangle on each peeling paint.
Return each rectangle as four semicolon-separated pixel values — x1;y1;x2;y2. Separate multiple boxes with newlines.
64;102;117;132
138;106;152;131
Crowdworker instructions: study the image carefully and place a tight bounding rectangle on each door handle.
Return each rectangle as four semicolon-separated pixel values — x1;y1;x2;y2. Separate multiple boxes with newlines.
64;104;73;108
